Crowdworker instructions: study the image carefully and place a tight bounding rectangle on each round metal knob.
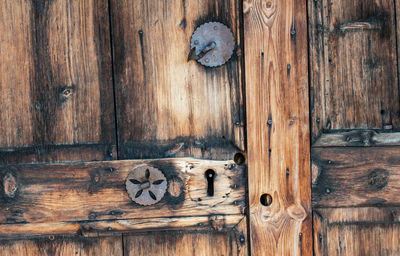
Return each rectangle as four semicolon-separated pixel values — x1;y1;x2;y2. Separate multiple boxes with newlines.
125;165;167;206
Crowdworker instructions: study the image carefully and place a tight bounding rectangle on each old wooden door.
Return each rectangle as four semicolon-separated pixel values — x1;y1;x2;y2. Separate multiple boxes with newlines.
0;0;312;256
309;0;400;255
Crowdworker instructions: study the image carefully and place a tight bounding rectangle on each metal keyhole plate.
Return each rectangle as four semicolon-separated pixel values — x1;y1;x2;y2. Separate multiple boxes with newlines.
126;165;167;206
189;22;235;67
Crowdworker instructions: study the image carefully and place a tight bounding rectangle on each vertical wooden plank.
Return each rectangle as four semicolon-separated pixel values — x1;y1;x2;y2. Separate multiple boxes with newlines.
110;0;244;160
243;0;312;255
0;0;116;163
0;236;122;256
0;0;122;253
110;0;247;254
124;232;231;256
309;0;399;142
313;210;328;256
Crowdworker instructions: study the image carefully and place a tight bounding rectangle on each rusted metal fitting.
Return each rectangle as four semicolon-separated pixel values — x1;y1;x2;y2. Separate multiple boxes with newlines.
188;22;235;67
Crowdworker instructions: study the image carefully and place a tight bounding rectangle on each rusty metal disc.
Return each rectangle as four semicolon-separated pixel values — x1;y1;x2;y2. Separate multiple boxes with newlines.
125;165;167;206
190;22;235;67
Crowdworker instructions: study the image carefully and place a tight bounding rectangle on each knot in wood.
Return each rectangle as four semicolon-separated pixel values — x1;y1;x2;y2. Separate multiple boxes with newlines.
125;165;167;206
3;172;18;199
368;169;389;191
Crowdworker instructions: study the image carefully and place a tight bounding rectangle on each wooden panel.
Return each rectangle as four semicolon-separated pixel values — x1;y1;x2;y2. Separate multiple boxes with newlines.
243;0;312;255
0;236;122;256
313;130;400;147
314;207;400;256
124;232;231;256
124;218;248;256
308;0;399;142
0;0;115;162
110;0;244;160
0;158;245;237
312;147;400;207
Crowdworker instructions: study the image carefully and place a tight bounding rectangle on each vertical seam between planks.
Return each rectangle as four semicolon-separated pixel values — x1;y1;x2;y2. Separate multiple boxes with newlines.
305;0;316;255
394;0;400;118
238;0;252;255
107;0;120;160
122;233;125;256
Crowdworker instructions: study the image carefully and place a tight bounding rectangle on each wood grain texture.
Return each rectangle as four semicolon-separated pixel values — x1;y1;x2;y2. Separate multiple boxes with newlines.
0;158;245;237
123;229;247;256
313;130;400;147
110;0;244;160
308;0;399;142
312;147;400;207
0;0;115;162
0;216;244;238
122;216;248;255
0;144;117;164
314;207;400;256
243;0;311;255
0;236;122;256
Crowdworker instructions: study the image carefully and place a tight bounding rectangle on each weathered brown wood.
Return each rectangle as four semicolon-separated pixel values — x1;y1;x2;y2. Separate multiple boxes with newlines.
0;216;244;239
0;0;122;252
313;211;326;256
243;0;312;255
0;0;115;162
0;144;117;164
123;216;247;256
312;147;400;207
124;230;243;256
313;130;400;147
0;236;122;256
109;0;246;254
308;0;399;142
314;207;400;256
110;0;245;160
0;158;245;237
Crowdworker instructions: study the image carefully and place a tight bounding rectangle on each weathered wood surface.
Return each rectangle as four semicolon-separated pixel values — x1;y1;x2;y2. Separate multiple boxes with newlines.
0;0;122;252
312;147;400;207
0;236;122;256
313;130;400;147
314;207;400;256
110;0;244;160
124;217;248;256
0;158;245;237
0;144;117;164
0;215;244;239
109;0;247;254
308;0;399;142
243;0;312;255
0;0;115;163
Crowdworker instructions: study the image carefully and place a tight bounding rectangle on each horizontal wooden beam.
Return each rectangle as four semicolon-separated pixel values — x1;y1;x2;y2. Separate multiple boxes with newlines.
312;147;400;207
0;143;117;164
0;215;244;239
313;130;400;147
0;158;246;238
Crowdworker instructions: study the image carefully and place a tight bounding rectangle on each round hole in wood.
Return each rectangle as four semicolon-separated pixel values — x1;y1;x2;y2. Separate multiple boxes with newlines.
234;152;245;165
260;193;272;206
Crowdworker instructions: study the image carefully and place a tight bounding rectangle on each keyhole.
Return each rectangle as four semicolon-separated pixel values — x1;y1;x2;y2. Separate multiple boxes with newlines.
205;169;216;196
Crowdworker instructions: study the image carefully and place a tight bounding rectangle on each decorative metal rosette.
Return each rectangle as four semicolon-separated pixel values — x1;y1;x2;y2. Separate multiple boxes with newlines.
125;165;167;206
189;22;235;67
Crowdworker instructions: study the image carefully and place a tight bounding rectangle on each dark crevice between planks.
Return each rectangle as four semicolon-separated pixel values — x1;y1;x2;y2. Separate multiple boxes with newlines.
107;0;120;161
